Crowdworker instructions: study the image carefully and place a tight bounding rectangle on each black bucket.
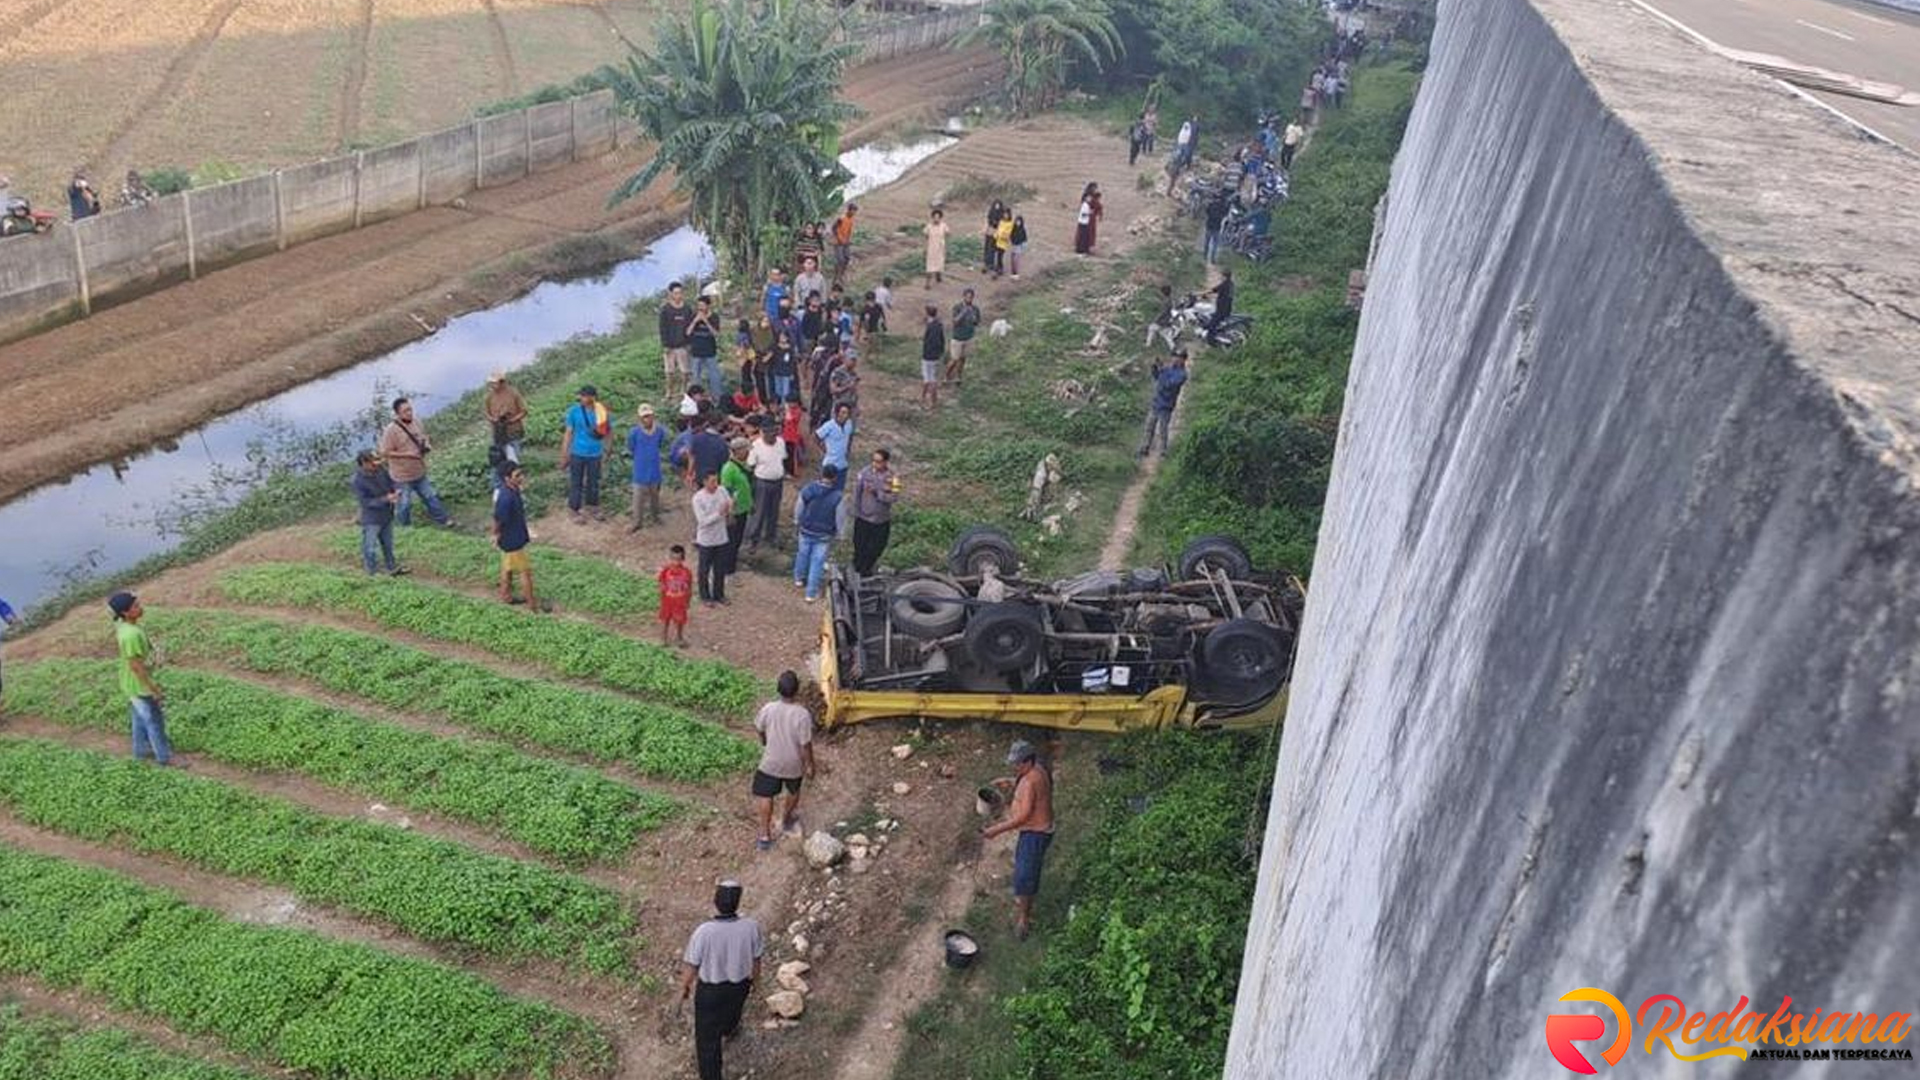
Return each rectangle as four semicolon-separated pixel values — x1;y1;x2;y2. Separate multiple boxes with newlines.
943;930;979;970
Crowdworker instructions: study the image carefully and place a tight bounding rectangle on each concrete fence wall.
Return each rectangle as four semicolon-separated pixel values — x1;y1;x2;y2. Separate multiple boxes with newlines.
0;89;625;342
1225;0;1920;1076
0;9;983;345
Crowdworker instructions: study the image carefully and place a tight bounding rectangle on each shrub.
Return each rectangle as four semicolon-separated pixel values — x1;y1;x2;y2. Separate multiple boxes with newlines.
0;739;639;974
0;845;611;1080
143;167;195;196
218;564;760;713
3;660;674;864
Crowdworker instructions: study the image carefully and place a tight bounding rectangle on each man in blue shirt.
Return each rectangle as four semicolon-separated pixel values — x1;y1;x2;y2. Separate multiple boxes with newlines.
491;463;537;608
0;595;19;705
561;385;610;521
815;403;855;491
627;403;667;531
792;465;843;602
1137;350;1189;459
762;268;788;324
349;450;406;576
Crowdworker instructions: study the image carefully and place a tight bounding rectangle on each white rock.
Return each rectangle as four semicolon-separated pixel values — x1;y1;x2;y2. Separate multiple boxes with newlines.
792;934;810;955
804;831;846;868
767;990;806;1018
776;960;812;992
850;856;871;874
846;833;870;848
891;781;912;796
763;1018;784;1030
890;744;914;760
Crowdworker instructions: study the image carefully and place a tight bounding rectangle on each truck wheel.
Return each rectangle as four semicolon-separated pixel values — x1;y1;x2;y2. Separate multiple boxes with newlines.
890;578;968;639
948;526;1021;577
1198;619;1286;701
963;603;1045;673
1177;534;1253;581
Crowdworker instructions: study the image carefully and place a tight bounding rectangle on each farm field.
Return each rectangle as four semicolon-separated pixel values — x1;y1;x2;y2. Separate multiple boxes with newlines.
0;0;668;202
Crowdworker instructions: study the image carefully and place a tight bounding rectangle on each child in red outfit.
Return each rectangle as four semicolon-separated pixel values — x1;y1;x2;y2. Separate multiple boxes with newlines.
657;544;693;647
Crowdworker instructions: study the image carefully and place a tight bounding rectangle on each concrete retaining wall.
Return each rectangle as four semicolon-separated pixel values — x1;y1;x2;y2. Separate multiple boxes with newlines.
418;122;480;206
528;100;576;172
0;233;82;336
74;194;191;304
477;112;530;188
188;174;281;270
858;7;980;63
358;141;422;223
1225;0;1920;1077
279;156;359;245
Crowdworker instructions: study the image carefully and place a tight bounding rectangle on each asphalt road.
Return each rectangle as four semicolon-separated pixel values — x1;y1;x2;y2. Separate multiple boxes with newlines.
1640;0;1920;150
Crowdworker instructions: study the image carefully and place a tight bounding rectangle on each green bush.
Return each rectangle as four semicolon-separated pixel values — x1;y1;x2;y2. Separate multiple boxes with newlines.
0;1004;269;1080
218;564;760;713
324;527;661;612
1140;64;1419;576
0;845;610;1080
1004;735;1275;1079
145;609;755;781
3;661;674;864
0;739;638;974
142;167;195;196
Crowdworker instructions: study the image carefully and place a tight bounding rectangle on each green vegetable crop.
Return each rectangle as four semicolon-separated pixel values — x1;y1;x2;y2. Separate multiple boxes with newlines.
0;738;639;974
0;844;611;1080
3;661;674;864
146;609;755;781
0;1003;271;1080
219;563;759;712
325;528;660;615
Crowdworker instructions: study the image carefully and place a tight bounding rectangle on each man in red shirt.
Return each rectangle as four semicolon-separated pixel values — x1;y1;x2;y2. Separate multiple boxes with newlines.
658;544;693;647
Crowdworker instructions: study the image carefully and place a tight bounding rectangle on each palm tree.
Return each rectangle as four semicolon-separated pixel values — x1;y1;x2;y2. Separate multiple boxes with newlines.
603;0;859;288
955;0;1123;116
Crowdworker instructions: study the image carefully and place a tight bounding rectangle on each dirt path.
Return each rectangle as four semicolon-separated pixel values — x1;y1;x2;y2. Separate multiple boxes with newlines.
0;45;999;507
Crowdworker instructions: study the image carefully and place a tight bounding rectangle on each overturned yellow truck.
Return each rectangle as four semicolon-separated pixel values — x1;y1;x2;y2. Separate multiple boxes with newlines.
819;528;1301;733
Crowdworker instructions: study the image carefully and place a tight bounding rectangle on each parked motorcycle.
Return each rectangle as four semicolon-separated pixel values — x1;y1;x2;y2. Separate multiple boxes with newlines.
1;196;56;237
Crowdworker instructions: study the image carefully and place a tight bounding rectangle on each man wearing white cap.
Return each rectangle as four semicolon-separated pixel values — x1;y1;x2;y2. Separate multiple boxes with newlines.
681;879;762;1080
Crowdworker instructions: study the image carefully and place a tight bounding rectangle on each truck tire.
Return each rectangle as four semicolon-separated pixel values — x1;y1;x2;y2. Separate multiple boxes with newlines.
948;526;1021;578
1197;619;1286;702
963;602;1045;673
889;578;969;639
1177;534;1253;582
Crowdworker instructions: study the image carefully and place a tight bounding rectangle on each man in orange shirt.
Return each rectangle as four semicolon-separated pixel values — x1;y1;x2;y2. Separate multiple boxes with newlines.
982;739;1056;939
830;203;858;285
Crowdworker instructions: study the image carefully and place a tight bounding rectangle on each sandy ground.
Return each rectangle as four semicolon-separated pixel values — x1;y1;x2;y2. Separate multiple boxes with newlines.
0;44;1000;506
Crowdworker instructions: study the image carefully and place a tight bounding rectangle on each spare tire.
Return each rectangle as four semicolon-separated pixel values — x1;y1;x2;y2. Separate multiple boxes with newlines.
1178;534;1253;582
963;602;1045;673
1197;619;1287;702
889;578;969;639
948;526;1021;578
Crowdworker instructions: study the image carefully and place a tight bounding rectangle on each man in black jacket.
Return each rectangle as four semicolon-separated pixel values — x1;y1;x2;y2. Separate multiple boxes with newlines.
349;451;406;576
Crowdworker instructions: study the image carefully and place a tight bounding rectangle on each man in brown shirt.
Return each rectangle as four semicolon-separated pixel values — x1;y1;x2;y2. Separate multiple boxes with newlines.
376;396;456;528
483;371;528;459
983;739;1055;939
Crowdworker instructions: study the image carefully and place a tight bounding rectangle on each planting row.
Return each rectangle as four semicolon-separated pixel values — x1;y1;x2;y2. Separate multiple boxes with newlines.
326;527;661;615
0;737;638;975
219;563;760;712
0;1003;269;1080
3;661;673;864
146;609;756;781
0;844;609;1080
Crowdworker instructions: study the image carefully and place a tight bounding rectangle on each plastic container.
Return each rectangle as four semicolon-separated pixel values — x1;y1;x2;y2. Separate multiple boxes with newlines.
944;930;980;970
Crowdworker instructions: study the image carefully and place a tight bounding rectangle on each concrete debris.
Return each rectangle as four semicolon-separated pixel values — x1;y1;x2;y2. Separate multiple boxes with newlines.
1020;453;1064;521
891;743;914;760
792;934;810;955
891;781;913;796
776;960;812;992
766;990;806;1019
803;832;846;868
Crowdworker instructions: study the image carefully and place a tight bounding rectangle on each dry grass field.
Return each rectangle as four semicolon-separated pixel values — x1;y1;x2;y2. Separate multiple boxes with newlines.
0;0;670;202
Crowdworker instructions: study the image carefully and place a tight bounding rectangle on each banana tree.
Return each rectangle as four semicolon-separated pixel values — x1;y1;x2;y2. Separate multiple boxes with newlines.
955;0;1123;116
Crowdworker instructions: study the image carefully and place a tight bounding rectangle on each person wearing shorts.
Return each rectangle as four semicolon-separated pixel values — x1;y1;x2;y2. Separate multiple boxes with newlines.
920;304;945;411
982;739;1056;939
751;671;816;850
946;290;980;386
658;544;692;646
492;463;536;608
660;281;694;398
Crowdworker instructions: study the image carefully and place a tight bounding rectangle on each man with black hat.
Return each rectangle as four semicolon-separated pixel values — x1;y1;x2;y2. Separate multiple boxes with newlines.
108;592;177;767
680;879;763;1080
982;739;1055;939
